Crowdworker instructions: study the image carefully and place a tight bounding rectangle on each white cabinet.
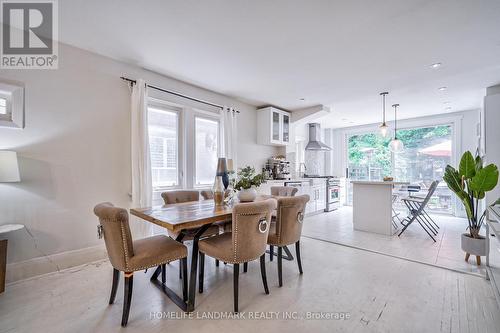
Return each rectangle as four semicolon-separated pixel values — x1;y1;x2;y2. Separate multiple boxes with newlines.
302;179;327;215
257;107;291;146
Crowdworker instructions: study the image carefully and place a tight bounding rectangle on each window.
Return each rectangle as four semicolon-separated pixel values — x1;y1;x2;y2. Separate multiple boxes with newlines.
346;124;453;213
0;97;6;115
148;106;179;188
195;117;219;186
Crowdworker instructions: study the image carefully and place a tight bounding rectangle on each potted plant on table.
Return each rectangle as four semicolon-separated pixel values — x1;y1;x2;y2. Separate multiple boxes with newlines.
233;166;265;202
443;151;499;265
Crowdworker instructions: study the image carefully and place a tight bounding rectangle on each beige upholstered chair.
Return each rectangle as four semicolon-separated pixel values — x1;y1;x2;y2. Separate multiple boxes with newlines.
161;190;222;273
271;186;298;197
198;199;276;312
200;190;214;200
267;195;310;287
200;189;232;200
162;190;200;204
94;203;188;327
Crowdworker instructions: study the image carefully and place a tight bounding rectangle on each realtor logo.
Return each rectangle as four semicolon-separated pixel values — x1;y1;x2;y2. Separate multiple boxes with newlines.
1;0;58;69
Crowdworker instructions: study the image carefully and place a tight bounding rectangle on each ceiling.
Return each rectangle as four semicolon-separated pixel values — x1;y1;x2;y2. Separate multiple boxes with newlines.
58;0;500;128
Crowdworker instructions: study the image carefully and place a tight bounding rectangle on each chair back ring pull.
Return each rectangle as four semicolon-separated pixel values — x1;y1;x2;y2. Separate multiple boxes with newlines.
297;212;305;224
258;218;269;234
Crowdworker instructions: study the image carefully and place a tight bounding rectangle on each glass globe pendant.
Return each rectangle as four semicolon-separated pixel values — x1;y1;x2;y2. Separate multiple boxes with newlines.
389;104;404;153
379;92;389;138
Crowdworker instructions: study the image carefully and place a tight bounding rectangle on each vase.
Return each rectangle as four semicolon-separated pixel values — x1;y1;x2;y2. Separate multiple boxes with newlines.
237;188;257;202
213;176;225;206
461;233;488;257
216;158;229;189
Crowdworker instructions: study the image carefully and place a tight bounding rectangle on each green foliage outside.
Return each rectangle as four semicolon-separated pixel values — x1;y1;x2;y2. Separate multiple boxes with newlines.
348;125;452;177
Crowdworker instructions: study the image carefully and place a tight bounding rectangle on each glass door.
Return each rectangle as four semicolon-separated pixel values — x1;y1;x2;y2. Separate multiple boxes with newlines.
272;111;280;142
282;113;290;143
346;132;391;205
345;124;453;214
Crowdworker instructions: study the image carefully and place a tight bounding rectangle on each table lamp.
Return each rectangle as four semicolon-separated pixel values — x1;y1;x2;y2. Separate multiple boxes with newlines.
0;151;20;183
0;151;20;293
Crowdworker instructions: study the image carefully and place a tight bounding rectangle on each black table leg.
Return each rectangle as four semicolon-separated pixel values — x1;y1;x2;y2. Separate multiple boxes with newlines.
187;224;211;312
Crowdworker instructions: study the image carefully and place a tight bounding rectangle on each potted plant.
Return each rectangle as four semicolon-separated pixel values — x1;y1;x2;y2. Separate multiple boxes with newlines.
443;151;499;265
233;166;265;202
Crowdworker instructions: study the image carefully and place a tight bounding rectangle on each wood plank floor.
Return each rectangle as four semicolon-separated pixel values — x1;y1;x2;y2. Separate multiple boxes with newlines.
0;236;498;333
303;207;488;275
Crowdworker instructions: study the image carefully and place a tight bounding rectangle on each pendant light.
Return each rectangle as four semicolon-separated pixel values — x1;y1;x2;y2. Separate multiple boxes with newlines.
379;92;389;137
389;103;404;153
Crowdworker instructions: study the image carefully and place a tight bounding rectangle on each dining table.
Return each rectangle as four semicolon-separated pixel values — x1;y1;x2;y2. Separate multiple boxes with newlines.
130;195;294;312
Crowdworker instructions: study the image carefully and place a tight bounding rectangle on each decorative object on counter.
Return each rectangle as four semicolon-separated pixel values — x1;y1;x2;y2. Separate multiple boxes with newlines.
443;151;499;265
383;176;394;181
379;92;389;138
233;166;265;202
212;176;225;206
388;104;404;153
216;157;229;189
265;158;291;180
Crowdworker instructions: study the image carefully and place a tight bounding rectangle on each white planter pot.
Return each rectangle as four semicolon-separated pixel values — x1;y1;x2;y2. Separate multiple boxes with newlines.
461;233;488;256
237;188;257;202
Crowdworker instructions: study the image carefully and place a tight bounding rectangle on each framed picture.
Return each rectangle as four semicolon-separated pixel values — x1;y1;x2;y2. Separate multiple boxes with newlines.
0;80;25;129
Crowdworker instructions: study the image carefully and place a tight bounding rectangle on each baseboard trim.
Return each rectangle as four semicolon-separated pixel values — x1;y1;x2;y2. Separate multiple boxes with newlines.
6;244;107;284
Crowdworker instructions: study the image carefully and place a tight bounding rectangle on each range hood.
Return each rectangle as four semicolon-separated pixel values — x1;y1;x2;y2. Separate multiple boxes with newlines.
305;123;331;151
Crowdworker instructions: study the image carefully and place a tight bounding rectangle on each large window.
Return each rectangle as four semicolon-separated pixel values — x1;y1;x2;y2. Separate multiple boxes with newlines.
347;124;453;213
195;117;219;186
148;106;179;188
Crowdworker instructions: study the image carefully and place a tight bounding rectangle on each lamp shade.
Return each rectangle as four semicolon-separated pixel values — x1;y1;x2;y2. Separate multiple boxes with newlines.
389;139;404;153
0;151;20;182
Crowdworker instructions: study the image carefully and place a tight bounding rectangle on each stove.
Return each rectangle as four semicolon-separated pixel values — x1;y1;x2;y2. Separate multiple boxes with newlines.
325;178;341;212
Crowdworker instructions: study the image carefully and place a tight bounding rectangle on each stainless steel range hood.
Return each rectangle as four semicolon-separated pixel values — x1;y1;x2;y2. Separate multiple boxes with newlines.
305;123;331;151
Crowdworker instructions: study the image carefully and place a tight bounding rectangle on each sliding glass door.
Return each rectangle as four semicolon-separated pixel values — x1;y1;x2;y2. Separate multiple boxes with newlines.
346;124;453;214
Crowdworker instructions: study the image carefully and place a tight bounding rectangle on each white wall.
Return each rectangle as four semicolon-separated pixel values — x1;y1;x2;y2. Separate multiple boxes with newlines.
484;85;500;209
0;43;278;281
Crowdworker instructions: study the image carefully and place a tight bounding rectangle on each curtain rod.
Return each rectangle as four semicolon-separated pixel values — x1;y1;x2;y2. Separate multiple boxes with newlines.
120;76;240;113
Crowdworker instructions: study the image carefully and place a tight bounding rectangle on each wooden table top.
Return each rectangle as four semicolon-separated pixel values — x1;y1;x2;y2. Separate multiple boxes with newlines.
130;196;275;232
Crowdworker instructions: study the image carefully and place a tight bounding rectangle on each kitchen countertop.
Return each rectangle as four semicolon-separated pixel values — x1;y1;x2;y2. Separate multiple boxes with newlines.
350;180;409;185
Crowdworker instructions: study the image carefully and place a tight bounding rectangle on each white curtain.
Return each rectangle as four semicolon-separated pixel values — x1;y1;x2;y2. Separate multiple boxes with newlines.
131;79;153;235
221;106;238;169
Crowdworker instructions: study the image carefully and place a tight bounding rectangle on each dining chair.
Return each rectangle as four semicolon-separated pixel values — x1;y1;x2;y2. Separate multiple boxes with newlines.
398;180;440;241
198;199;276;312
94;203;188;327
161;190;222;272
200;190;214;200
271;186;298;197
267;195;310;287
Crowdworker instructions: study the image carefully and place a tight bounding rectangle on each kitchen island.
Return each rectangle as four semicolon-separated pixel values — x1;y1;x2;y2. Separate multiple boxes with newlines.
351;180;409;235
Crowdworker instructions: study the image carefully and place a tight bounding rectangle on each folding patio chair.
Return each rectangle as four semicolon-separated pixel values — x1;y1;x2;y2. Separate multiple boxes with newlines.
391;194;403;229
398;180;439;242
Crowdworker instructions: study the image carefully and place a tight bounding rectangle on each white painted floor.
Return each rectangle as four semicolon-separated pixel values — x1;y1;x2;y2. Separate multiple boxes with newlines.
303;207;487;275
1;236;499;332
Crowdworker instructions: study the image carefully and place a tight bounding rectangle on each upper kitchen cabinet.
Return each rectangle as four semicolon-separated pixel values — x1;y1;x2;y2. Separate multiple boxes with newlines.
257;107;291;146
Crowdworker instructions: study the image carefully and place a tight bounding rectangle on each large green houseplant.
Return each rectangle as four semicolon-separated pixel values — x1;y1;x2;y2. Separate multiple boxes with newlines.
443;151;499;263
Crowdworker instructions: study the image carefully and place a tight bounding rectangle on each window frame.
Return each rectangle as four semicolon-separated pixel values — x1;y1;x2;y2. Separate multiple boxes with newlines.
147;99;184;191
193;113;221;188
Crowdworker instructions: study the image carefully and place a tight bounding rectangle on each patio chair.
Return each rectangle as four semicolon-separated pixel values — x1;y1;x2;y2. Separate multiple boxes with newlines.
398;180;439;242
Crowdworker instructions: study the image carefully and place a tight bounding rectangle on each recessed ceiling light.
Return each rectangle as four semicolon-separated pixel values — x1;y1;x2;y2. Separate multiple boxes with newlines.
349;121;354;124
445;106;452;110
299;98;305;101
438;86;447;91
430;63;442;69
341;118;347;121
443;101;451;104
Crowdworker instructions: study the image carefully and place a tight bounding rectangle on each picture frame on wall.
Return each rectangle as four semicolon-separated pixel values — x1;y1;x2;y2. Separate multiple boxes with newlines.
0;80;25;129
